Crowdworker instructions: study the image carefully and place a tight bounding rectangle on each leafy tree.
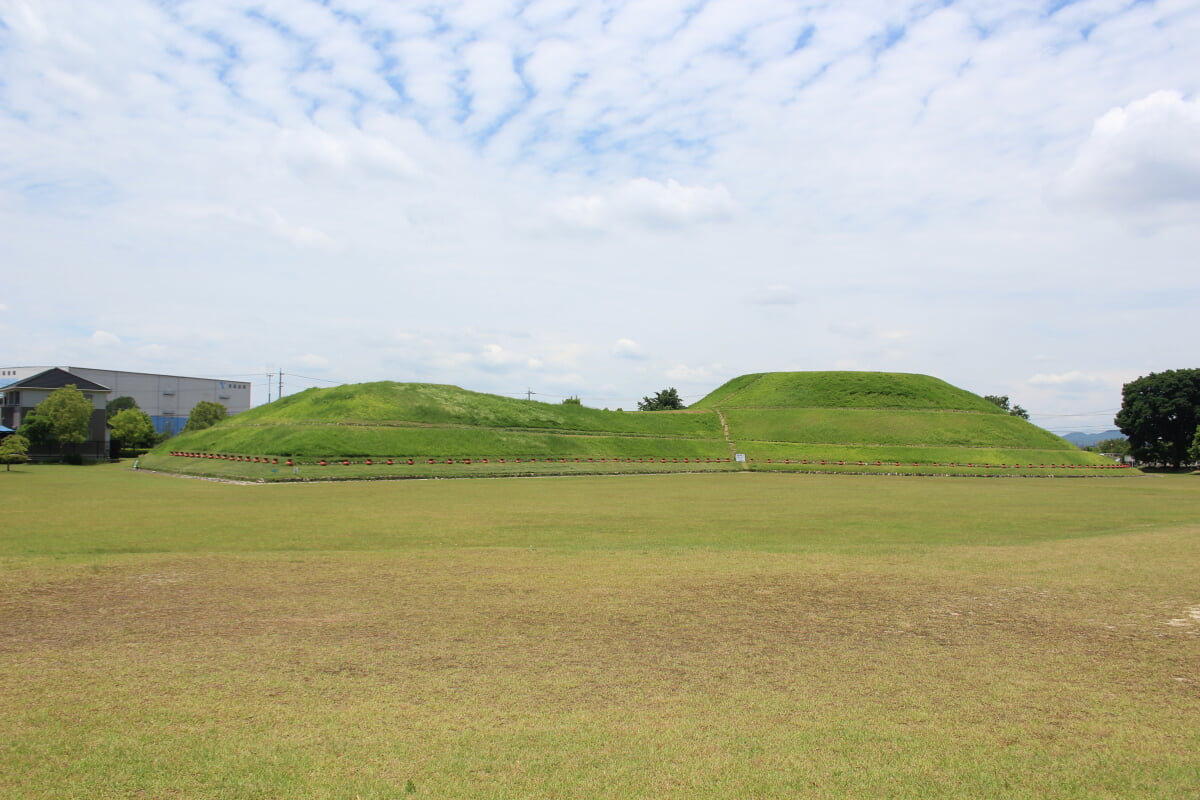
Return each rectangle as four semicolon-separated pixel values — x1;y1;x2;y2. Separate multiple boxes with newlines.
16;410;55;448
106;396;139;421
1115;368;1200;468
183;400;228;432
1095;437;1131;457
109;408;157;449
561;396;582;406
1190;426;1200;465
638;388;685;411
0;434;30;471
984;394;1030;420
35;384;92;446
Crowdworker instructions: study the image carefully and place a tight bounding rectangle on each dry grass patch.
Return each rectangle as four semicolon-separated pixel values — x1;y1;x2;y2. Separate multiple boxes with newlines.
5;544;1200;799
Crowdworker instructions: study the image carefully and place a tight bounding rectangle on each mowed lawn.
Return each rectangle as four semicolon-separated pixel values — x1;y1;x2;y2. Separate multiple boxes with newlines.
2;466;1199;799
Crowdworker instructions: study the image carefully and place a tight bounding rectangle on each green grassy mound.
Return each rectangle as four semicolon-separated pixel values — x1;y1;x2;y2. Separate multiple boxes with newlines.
231;382;720;437
147;382;733;479
693;371;1003;412
722;408;1069;449
695;372;1123;474
145;373;1132;480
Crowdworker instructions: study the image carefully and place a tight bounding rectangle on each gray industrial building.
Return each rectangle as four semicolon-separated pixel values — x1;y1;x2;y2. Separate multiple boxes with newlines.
0;366;252;437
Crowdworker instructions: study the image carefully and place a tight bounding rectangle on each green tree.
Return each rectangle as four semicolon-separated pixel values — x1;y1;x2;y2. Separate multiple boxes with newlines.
16;410;54;448
1115;368;1200;468
109;408;157;450
561;396;582;406
1095;437;1131;457
183;400;228;432
1190;426;1200;465
0;434;30;471
638;388;685;411
106;396;139;421
984;394;1030;420
35;384;93;446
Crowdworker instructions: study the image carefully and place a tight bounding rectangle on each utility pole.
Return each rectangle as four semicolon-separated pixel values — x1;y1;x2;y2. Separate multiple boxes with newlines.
278;371;283;401
267;372;273;403
526;387;533;401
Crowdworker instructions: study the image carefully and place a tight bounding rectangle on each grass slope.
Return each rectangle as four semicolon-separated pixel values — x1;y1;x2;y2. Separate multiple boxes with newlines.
147;373;1128;479
231;382;720;437
693;371;1004;412
688;372;1117;472
722;408;1070;449
141;381;739;479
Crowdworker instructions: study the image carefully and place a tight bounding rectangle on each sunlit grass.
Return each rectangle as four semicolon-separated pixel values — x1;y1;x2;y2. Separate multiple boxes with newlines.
2;465;1198;798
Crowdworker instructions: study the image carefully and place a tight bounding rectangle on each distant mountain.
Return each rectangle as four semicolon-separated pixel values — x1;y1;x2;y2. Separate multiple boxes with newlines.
1061;430;1125;449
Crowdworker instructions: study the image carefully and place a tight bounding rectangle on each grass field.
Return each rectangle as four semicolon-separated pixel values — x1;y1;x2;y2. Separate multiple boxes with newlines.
3;465;1198;799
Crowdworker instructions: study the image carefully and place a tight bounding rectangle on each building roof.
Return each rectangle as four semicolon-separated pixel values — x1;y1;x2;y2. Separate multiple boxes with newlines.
64;366;244;383
4;368;111;393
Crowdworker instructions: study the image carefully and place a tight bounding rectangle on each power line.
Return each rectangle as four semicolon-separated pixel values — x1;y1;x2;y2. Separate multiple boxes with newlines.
1028;409;1119;419
287;373;343;385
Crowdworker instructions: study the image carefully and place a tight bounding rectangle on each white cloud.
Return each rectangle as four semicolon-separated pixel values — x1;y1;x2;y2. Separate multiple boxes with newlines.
613;339;647;360
91;330;120;346
1055;91;1200;215
523;38;584;96
295;353;329;369
543;372;586;388
478;344;542;373
461;39;525;134
617;178;736;228
261;208;338;249
665;364;713;382
828;322;871;340
174;205;337;249
278;126;421;182
551;193;608;231
2;0;1197;421
552;178;735;232
1028;371;1110;389
748;285;801;306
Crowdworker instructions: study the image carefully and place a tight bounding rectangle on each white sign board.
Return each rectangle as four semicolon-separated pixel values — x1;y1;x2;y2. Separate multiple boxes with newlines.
735;453;746;462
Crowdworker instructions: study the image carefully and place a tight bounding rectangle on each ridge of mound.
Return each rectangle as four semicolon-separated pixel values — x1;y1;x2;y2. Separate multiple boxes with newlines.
692;372;1003;412
226;381;718;437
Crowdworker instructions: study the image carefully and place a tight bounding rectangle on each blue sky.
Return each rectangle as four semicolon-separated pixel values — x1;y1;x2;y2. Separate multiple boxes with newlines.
2;0;1198;433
